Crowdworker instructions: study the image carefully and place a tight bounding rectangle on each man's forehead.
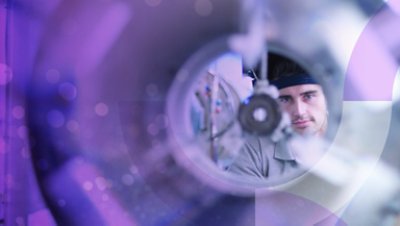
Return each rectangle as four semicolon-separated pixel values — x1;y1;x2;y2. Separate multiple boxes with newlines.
278;84;323;96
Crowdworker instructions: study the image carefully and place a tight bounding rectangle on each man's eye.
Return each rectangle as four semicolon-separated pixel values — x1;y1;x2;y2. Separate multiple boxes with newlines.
279;97;290;103
304;93;316;100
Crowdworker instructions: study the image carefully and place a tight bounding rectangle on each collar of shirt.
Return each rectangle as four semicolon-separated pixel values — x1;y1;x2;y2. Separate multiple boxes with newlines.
274;139;296;161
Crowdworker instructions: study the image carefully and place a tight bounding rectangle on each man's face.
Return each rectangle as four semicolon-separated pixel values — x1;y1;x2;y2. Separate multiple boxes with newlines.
278;84;327;136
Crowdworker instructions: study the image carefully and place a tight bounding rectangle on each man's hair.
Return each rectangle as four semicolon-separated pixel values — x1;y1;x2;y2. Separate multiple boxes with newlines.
244;53;312;87
267;55;318;90
269;57;307;82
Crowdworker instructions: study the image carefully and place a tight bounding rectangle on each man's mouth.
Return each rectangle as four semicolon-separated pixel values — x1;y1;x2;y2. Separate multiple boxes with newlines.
292;120;311;128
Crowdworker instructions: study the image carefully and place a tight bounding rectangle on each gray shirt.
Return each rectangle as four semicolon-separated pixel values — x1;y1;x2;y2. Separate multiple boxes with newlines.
227;136;301;182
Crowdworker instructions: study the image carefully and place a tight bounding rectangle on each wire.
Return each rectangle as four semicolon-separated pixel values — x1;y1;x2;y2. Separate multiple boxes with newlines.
260;49;268;81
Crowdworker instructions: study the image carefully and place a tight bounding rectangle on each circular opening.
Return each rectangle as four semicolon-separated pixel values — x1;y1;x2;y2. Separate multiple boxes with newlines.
253;107;267;121
167;41;341;194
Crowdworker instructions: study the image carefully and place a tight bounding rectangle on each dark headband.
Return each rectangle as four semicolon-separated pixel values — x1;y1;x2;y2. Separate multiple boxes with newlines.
270;74;318;90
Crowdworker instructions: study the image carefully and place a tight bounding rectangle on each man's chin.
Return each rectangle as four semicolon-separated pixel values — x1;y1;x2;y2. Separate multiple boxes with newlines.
294;127;317;136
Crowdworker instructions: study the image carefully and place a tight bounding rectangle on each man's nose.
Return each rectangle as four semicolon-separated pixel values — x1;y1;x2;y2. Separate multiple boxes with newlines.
291;100;306;116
